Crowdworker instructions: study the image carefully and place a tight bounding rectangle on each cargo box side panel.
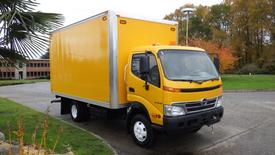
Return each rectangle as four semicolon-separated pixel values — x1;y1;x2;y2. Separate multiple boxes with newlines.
50;15;110;105
117;16;177;104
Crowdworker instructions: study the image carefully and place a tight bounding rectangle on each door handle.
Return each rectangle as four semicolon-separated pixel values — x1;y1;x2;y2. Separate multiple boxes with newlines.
129;87;135;92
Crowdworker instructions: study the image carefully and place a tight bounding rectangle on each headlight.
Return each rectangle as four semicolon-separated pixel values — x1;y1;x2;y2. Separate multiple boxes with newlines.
164;105;185;116
216;96;222;107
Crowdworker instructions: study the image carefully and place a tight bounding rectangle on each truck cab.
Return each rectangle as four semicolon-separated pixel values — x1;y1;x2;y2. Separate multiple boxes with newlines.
125;45;223;147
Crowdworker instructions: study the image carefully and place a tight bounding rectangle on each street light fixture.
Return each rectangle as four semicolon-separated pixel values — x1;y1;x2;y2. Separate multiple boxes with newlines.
182;7;194;46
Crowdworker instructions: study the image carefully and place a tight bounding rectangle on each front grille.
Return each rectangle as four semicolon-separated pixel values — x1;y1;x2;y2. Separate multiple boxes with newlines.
174;98;217;114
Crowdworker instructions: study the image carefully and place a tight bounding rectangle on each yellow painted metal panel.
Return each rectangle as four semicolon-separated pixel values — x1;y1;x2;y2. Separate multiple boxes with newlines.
117;16;177;104
125;52;164;125
50;15;110;103
163;80;223;105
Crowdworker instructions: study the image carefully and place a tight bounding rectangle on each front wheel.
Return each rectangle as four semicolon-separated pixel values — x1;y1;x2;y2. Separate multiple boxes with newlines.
130;114;155;148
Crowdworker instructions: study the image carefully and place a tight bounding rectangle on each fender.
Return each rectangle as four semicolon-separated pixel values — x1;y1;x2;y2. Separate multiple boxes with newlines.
127;102;150;120
126;102;150;133
127;94;163;125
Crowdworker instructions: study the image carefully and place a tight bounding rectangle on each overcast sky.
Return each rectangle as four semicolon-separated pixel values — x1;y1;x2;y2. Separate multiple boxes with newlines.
36;0;223;26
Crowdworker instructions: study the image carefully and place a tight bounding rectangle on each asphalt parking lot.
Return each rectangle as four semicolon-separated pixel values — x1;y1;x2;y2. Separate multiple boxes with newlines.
0;82;275;155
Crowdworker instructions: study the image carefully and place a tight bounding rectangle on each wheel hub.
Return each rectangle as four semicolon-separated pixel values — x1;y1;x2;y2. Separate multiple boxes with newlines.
133;121;147;142
71;105;78;119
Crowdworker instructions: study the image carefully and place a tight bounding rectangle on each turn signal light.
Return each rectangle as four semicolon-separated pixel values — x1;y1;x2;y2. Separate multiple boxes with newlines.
151;113;161;119
120;20;127;24
102;16;107;21
163;86;181;92
152;43;160;46
170;27;176;31
169;41;176;45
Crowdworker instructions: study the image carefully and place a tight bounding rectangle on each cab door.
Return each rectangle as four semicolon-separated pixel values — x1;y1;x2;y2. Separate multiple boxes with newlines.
126;52;164;125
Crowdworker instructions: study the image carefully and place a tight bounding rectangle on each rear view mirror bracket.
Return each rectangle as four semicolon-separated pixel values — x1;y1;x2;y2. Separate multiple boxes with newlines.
139;53;150;90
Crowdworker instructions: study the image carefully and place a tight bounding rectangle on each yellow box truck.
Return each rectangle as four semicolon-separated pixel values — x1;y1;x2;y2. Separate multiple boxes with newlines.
50;10;223;147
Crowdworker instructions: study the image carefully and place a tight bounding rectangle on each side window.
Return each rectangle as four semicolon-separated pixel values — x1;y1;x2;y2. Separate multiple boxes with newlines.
131;53;160;87
132;54;144;78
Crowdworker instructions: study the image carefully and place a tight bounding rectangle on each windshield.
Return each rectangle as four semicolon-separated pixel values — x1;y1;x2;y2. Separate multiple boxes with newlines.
158;50;219;81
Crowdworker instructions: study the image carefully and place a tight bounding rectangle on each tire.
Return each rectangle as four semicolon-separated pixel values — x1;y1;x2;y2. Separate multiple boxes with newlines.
130;114;155;148
70;101;89;122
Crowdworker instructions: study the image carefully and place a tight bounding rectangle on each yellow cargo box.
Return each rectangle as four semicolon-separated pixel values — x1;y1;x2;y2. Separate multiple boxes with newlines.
50;11;178;109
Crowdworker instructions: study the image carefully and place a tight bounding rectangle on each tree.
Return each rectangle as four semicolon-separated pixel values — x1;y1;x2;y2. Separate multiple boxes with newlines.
165;4;213;44
219;47;238;72
208;4;231;32
207;4;231;47
189;15;212;40
165;1;274;72
189;5;212;40
190;39;238;73
230;0;274;66
164;4;197;44
0;0;64;62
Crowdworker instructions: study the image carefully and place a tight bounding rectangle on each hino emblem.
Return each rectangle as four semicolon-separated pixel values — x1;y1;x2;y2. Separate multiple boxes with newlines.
201;98;208;106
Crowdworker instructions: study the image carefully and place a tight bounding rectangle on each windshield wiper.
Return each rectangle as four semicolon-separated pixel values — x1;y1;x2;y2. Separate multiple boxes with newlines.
172;79;203;84
172;79;193;82
200;77;220;82
172;77;219;84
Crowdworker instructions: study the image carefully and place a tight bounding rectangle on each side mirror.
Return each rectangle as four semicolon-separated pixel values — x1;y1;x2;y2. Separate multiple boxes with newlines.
139;55;150;75
213;57;220;73
140;55;150;90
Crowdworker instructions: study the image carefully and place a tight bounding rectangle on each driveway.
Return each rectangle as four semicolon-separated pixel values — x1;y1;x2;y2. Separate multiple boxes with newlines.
0;82;275;155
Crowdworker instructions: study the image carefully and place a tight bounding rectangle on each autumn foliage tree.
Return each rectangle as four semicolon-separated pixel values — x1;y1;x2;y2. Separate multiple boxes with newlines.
165;0;275;73
189;39;238;73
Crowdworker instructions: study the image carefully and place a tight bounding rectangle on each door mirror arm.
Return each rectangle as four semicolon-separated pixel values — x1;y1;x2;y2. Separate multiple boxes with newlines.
140;73;149;90
144;79;149;90
139;54;150;90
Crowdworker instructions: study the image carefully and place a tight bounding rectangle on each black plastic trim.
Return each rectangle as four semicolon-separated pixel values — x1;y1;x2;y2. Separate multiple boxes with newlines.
180;85;221;92
161;106;224;134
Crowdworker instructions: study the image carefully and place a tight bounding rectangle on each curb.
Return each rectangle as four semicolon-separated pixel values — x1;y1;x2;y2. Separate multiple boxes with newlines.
0;81;49;87
224;90;275;93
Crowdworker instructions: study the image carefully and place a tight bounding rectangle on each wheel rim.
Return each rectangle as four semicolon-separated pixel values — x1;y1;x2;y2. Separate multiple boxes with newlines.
133;121;147;142
71;104;78;119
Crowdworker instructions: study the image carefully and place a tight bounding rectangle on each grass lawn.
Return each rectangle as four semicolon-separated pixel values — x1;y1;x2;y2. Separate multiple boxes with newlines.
0;79;48;86
0;98;113;155
221;74;275;91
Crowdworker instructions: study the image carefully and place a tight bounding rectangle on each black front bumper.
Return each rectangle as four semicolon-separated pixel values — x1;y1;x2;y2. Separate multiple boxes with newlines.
162;106;224;134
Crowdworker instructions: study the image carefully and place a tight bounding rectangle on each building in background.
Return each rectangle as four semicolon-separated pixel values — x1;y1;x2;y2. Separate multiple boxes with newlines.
0;59;50;80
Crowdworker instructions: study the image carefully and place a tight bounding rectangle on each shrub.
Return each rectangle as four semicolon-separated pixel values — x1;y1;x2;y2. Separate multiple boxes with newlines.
189;39;238;73
238;63;262;74
262;60;275;74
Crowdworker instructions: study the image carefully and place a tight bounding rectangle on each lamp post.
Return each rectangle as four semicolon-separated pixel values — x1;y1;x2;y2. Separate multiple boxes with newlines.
182;8;194;46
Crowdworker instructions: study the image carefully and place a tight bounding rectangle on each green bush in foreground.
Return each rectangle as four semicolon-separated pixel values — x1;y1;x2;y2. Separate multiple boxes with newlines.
0;98;113;155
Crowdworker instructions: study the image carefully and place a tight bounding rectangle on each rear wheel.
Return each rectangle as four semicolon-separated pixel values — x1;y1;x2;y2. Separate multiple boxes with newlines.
70;101;89;122
130;114;155;148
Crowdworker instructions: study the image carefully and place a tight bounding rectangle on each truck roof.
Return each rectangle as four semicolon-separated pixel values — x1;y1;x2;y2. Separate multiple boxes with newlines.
132;45;206;53
52;10;178;33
